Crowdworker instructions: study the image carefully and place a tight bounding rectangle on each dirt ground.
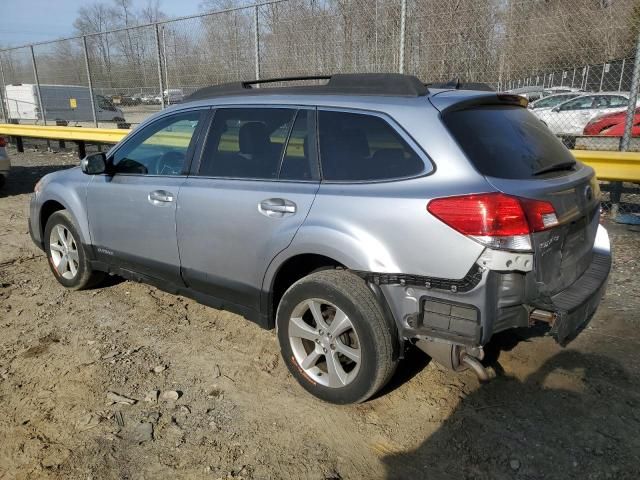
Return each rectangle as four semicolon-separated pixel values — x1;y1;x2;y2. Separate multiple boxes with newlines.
1;146;640;480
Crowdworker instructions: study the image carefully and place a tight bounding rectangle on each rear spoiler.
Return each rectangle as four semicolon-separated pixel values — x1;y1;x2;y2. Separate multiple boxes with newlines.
430;92;529;114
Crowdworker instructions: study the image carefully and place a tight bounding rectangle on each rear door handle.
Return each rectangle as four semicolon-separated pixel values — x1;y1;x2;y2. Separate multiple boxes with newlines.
148;190;175;205
259;198;297;217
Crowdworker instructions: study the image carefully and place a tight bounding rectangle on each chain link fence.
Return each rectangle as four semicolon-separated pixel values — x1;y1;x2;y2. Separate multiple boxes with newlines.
0;0;639;222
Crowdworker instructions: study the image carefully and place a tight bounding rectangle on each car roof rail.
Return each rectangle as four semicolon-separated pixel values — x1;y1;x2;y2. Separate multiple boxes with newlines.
184;73;429;102
427;79;495;92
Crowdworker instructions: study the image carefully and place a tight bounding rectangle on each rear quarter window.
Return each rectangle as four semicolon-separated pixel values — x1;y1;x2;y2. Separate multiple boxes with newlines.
443;105;577;179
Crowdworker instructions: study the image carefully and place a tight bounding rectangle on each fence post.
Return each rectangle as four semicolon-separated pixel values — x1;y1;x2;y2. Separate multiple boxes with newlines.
0;54;8;123
82;36;98;128
571;67;576;88
599;64;606;92
583;65;589;90
613;33;640;221
399;0;407;74
162;26;170;105
254;5;261;81
621;34;640;153
30;45;46;125
154;23;166;109
618;58;626;92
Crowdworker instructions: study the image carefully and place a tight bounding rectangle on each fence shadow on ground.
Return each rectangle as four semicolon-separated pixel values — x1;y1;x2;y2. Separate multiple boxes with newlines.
381;347;635;479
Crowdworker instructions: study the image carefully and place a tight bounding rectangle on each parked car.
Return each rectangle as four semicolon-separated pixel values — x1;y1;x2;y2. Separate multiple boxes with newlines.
110;94;139;106
0;136;10;188
583;107;640;135
536;92;635;135
506;86;547;101
528;92;582;111
164;89;184;104
29;74;611;404
141;94;161;105
508;87;582;103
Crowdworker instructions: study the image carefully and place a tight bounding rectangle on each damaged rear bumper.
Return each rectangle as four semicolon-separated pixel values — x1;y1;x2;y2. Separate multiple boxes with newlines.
373;224;611;348
531;224;611;345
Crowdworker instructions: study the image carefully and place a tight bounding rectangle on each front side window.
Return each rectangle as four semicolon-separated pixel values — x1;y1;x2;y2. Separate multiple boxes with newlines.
199;108;298;179
534;94;578;109
318;110;424;181
112;111;201;175
559;96;594;111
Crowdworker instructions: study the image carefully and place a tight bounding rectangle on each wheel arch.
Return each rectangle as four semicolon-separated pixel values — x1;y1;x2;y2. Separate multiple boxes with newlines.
38;188;91;247
40;200;67;242
264;253;345;329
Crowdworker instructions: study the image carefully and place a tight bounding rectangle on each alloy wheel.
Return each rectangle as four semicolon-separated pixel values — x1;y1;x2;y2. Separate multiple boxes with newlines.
288;298;361;388
49;225;79;280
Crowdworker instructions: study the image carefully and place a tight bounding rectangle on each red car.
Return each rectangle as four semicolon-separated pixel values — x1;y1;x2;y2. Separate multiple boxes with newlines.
583;107;640;136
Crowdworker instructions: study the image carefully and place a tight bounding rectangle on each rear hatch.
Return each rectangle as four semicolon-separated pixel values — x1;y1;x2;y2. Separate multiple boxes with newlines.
432;92;601;299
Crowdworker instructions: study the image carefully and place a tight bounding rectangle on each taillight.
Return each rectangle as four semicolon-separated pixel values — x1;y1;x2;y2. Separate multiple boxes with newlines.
0;137;6;147
427;193;558;251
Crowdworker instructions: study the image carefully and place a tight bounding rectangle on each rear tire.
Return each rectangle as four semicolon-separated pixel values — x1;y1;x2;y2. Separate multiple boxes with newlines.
277;269;398;404
0;175;5;188
44;211;104;290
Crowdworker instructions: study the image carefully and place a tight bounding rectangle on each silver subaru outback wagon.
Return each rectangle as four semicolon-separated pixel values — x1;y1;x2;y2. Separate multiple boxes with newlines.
29;74;611;404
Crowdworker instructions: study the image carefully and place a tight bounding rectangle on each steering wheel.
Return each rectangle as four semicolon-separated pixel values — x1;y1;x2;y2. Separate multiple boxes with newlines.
155;150;185;175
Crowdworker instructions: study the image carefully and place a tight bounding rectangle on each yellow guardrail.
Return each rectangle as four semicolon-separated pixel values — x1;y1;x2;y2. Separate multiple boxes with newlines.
571;150;640;183
0;123;638;182
0;123;128;143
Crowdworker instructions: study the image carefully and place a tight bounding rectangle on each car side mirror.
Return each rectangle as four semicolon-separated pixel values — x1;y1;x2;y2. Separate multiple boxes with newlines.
80;152;108;175
552;106;561;113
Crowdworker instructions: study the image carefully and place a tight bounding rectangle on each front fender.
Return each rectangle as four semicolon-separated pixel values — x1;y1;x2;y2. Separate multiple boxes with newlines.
37;169;91;246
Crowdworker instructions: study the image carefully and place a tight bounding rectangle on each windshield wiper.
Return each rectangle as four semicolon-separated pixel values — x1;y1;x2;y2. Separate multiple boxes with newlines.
533;161;576;176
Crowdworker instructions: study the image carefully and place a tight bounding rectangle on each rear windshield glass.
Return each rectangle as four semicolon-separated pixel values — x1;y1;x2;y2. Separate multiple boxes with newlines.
443;105;576;179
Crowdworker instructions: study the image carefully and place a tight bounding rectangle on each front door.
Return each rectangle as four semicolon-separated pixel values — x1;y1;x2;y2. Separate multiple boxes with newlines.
177;107;320;316
87;109;206;283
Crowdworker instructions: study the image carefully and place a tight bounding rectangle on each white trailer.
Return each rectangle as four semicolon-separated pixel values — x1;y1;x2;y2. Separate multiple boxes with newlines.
4;84;125;123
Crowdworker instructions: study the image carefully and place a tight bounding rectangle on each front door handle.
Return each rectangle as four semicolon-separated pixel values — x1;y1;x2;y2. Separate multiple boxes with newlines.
148;190;175;205
259;198;297;217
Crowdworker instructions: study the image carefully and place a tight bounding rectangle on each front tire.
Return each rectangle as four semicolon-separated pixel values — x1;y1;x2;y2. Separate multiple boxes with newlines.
44;211;104;290
277;270;398;404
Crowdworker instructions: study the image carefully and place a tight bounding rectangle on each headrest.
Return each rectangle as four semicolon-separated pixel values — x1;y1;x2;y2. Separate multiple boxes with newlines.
239;122;270;155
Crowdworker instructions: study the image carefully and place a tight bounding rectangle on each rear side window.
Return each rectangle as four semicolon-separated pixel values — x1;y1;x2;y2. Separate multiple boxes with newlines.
318;111;424;181
199;108;296;180
443;105;577;179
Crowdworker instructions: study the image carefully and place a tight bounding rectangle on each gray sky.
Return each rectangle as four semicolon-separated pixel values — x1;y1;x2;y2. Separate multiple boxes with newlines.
0;0;204;47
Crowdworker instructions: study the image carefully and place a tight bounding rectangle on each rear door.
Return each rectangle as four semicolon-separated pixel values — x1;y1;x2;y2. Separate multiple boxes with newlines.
440;100;600;297
177;106;320;315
